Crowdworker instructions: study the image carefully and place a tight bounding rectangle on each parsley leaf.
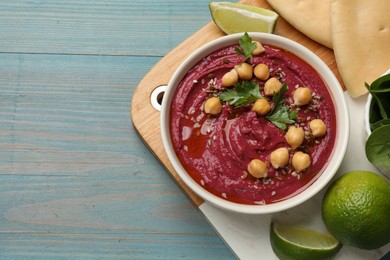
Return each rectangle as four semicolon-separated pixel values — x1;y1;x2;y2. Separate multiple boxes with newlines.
266;83;297;130
268;83;288;115
219;80;262;107
235;32;256;62
267;106;297;130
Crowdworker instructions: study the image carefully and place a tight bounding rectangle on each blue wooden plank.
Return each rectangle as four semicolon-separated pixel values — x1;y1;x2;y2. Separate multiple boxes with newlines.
0;53;234;258
0;0;238;258
0;233;231;259
0;0;213;56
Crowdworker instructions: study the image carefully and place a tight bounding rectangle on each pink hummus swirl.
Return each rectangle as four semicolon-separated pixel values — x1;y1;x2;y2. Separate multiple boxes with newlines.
170;43;336;205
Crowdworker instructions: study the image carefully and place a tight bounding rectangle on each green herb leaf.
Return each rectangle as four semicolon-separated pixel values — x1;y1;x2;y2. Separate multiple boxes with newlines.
267;106;297;131
235;32;256;62
370;118;390;132
365;73;390;169
219;80;261;107
366;125;390;168
266;83;297;130
268;83;287;116
365;74;390;125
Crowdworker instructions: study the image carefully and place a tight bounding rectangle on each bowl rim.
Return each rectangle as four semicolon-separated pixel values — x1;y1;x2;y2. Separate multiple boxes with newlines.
160;32;350;214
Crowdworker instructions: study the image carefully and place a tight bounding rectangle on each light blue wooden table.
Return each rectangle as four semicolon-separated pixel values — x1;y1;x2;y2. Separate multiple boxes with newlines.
0;1;235;258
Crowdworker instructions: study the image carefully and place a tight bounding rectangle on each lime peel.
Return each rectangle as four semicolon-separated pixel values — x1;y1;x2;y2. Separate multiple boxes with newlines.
209;2;279;35
322;170;390;250
270;222;342;260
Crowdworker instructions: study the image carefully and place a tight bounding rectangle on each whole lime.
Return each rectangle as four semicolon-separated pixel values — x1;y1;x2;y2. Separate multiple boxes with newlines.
322;170;390;250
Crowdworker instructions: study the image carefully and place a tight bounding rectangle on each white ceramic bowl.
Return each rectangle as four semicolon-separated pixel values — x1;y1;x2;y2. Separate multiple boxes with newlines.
161;33;349;214
365;95;373;136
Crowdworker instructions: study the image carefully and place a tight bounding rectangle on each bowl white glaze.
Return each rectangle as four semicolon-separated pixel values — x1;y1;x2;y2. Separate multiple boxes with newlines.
365;94;373;137
161;32;349;214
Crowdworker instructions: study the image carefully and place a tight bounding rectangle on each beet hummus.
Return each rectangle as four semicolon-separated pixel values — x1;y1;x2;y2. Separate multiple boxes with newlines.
170;35;336;205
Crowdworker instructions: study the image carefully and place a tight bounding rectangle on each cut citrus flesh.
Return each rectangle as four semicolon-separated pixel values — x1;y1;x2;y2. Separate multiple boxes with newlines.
209;2;279;34
270;223;342;260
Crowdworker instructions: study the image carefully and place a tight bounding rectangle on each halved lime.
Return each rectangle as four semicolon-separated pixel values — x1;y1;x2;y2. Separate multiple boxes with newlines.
270;223;342;260
209;2;279;34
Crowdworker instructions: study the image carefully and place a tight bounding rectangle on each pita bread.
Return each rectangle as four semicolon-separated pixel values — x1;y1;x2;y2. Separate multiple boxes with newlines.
266;0;332;48
331;0;390;98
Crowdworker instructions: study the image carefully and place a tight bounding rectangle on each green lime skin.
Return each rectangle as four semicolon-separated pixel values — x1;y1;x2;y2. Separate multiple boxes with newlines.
270;223;342;260
322;171;390;250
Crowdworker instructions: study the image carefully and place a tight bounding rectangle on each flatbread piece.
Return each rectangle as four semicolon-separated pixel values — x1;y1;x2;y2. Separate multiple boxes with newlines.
266;0;332;48
331;0;390;98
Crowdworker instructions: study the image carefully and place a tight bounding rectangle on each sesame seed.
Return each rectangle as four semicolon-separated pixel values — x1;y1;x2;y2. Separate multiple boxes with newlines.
255;200;266;205
188;107;195;114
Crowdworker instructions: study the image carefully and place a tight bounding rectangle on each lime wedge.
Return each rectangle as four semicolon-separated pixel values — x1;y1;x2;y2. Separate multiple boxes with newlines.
209;2;279;34
270;223;342;260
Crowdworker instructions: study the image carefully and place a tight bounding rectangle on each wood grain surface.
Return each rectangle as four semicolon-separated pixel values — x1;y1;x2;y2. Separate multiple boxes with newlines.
131;0;344;207
0;0;235;258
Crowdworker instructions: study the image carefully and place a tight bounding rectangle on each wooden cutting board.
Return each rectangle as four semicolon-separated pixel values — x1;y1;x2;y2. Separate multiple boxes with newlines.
130;0;344;207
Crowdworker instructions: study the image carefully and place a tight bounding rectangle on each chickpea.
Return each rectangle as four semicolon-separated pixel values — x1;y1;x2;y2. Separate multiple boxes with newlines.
310;119;327;137
221;68;239;87
285;126;304;150
270;147;289;169
264;77;283;96
247;159;268;178
252;98;271;116
293;87;312;106
204;97;222;115
292;151;311;172
252;41;265;55
234;63;253;80
254;63;270;81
